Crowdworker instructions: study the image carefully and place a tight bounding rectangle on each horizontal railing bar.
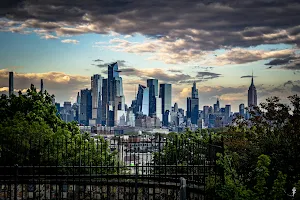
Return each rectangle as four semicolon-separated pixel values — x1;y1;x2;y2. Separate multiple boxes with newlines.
0;165;216;168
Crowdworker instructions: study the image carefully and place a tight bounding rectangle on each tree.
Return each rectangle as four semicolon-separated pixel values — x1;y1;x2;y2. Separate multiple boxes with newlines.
216;95;300;199
0;85;118;174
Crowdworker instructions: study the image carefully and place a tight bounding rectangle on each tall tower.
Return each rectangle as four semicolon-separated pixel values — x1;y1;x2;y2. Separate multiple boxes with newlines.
106;62;125;126
40;79;44;93
91;74;103;124
9;72;14;96
248;72;257;108
187;81;199;125
147;79;158;117
159;83;172;126
80;89;92;126
191;81;198;99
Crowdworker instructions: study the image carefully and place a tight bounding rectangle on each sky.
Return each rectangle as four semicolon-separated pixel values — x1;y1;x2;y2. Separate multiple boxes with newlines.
0;0;300;111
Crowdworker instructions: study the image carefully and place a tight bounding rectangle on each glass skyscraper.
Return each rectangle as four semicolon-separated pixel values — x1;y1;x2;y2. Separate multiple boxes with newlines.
91;74;103;125
136;84;149;116
159;83;172;126
239;103;245;117
80;89;92;126
106;62;125;126
147;79;158;117
187;82;199;125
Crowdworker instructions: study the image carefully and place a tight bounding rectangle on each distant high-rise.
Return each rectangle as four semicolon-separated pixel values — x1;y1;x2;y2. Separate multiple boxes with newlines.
41;79;44;93
91;74;103;124
147;79;158;117
248;73;257;108
106;62;125;126
239;104;245;117
9;72;13;96
61;102;73;123
203;106;209;124
213;98;220;113
225;105;231;123
191;81;198;99
187;81;199;125
102;79;108;125
159;83;172;126
136;84;149;116
55;103;60;116
174;102;178;113
80;89;92;126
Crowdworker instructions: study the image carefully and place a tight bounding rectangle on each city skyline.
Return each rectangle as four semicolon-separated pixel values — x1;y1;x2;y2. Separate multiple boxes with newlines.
0;0;300;111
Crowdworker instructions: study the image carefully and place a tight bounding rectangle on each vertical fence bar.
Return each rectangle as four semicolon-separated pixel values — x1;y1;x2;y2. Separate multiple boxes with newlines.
180;177;186;200
14;164;18;200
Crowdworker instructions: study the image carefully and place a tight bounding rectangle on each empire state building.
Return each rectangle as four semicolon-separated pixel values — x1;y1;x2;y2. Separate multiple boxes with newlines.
248;74;257;107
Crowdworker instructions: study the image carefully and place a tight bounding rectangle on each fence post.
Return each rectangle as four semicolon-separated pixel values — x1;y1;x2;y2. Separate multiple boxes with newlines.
14;164;18;200
180;177;186;200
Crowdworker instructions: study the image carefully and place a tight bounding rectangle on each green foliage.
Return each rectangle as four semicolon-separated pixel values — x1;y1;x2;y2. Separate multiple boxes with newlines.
0;85;117;174
271;171;287;200
215;95;300;199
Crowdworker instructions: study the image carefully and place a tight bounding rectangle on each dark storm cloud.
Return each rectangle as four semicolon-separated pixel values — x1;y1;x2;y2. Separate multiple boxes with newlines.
241;75;257;78
283;80;293;87
265;56;293;66
265;55;300;70
95;60;129;68
292;85;300;93
196;72;222;80
1;0;300;54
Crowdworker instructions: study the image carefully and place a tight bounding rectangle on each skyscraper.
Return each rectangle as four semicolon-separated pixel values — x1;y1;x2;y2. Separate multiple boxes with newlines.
80;89;92;126
187;82;199;125
248;73;257;108
91;74;103;124
174;102;178;113
213;99;220;113
225;105;231;123
136;84;149;116
147;79;158;117
106;62;125;126
9;72;13;96
191;81;198;99
159;83;172;126
102;79;108;125
40;79;44;93
239;104;245;117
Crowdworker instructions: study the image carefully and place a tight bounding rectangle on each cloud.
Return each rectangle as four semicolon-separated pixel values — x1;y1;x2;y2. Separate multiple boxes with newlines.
168;69;182;73
122;68;192;83
196;72;222;80
0;69;89;103
106;38;207;64
93;59;103;62
241;75;257;78
95;60;129;68
283;80;293;87
292;85;300;93
210;48;295;65
264;55;300;70
2;1;300;64
41;34;58;40
61;39;79;44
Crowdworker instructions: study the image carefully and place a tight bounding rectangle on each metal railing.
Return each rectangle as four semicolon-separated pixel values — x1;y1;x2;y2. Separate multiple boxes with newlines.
0;134;223;200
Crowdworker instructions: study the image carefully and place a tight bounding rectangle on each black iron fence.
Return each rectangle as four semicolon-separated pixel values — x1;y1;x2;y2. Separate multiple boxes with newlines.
0;134;223;200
